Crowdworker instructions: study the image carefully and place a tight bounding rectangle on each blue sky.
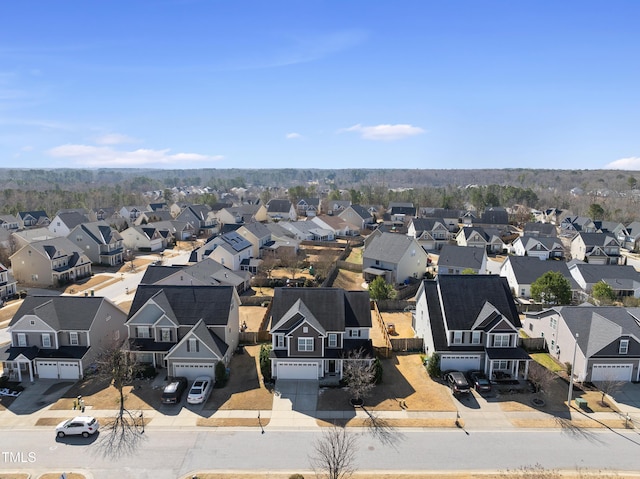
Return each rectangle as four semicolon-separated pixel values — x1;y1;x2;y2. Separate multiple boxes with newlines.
1;0;640;170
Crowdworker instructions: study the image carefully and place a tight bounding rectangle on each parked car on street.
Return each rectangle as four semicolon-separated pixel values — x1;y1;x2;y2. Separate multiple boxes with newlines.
186;376;213;404
55;416;100;438
161;377;188;404
444;371;471;395
467;370;492;393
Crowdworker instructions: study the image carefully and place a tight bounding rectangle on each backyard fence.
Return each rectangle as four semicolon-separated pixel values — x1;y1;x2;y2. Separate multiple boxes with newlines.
389;337;424;352
239;331;272;344
520;337;547;352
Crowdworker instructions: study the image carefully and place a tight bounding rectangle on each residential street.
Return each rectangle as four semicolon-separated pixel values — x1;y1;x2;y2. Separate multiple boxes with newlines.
1;429;640;478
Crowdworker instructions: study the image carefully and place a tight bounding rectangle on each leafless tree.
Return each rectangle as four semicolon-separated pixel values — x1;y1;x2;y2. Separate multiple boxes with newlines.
93;343;145;457
527;361;556;394
281;250;307;280
595;375;625;407
310;426;358;479
257;255;279;280
342;347;376;406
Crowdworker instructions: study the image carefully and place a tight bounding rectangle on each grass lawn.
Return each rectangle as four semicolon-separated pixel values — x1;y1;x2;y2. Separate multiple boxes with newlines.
530;352;566;372
332;268;366;290
345;246;363;264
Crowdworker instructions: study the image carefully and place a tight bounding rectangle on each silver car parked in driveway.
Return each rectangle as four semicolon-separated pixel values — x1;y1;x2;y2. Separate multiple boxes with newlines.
187;376;213;405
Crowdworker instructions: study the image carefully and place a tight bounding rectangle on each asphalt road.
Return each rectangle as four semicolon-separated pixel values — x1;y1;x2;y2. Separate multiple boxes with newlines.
2;429;640;478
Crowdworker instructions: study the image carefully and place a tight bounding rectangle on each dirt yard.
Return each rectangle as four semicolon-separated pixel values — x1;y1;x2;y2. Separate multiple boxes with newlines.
317;353;455;412
332;268;366;290
239;306;269;331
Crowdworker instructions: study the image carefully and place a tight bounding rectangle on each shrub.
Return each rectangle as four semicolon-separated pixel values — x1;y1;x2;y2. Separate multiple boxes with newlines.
289;475;305;479
215;361;228;386
565;361;572;377
426;353;441;378
259;344;273;384
137;364;157;379
373;357;383;384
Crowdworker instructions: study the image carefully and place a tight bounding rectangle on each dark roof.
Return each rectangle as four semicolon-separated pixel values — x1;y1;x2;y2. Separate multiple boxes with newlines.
127;285;235;326
437;245;485;270
576;232;618;247
56;211;90;229
523;223;557;237
270;288;371;332
363;232;417;263
505;256;577;287
239;222;271;239
267;199;293;213
481;207;509;225
140;265;183;284
9;296;107;330
436;275;521;331
570;263;640;285
345;204;372;219
389;206;417;216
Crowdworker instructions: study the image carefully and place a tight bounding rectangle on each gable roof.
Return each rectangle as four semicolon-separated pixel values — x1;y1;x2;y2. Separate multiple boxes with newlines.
435;275;521;331
437;244;485;270
569;262;640;285
54;211;90;229
75;221;122;245
363;232;418;263
267;199;293;213
127;285;235;326
523;222;557;237
238;222;271;239
10;296;109;330
270;288;371;332
341;204;372;220
503;256;578;287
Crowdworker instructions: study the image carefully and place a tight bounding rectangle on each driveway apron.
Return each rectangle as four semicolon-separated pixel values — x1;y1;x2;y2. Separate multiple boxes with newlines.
268;379;319;429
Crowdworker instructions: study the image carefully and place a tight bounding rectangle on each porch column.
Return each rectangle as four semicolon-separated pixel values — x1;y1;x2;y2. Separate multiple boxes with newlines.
512;361;518;380
16;363;22;382
488;362;493;380
28;362;34;382
523;361;529;380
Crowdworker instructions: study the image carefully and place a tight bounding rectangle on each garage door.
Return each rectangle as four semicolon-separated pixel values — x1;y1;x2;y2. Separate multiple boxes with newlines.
59;362;80;380
440;355;482;372
591;363;633;382
173;363;215;381
37;361;59;379
277;362;318;380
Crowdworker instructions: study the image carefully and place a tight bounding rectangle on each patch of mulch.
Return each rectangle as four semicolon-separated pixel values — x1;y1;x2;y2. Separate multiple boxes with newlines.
510;418;627;429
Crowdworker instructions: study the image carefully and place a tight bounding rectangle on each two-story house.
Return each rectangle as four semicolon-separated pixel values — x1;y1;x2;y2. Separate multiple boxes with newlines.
48;211;91;237
296;198;321;217
119;205;150;223
523;306;640;382
68;221;124;266
570;232;622;265
500;256;578;299
124;285;240;380
0;214;20;231
175;204;219;236
456;226;504;253
17;210;50;229
437;244;487;275
363;232;428;285
414;275;531;379
237;222;272;259
511;235;565;260
0;263;17;303
408;218;450;251
1;296;127;381
269;288;372;381
266;199;297;222
120;225;165;252
338;204;375;231
10;237;92;287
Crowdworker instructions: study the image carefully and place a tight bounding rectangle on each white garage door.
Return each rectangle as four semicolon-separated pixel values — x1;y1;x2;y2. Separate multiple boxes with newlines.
173;363;215;381
277;362;318;380
591;363;633;382
59;362;80;380
37;361;59;379
440;355;482;372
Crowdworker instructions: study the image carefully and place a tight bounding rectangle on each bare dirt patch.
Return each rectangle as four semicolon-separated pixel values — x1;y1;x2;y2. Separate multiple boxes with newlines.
316;417;457;428
239;306;269;331
332;268;366;290
205;345;273;411
318;353;455;412
62;274;116;294
380;311;414;338
50;375;164;411
38;473;86;479
510;417;627;429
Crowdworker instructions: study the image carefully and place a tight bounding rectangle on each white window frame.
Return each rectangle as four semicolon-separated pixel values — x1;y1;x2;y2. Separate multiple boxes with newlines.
471;331;481;345
453;331;463;345
69;332;79;346
350;329;360;338
137;326;150;339
160;328;171;342
276;335;285;348
620;339;629;355
188;337;199;352
328;333;337;347
493;334;510;347
550;318;557;330
17;333;27;347
494;360;509;370
298;337;314;352
42;334;51;348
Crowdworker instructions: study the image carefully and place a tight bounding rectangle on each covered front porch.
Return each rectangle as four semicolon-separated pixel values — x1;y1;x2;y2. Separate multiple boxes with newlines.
486;347;531;380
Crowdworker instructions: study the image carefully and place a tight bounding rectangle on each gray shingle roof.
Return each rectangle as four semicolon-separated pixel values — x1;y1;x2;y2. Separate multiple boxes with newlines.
437;244;485;270
505;256;577;287
128;285;235;326
363;232;416;263
10;296;107;330
270;288;371;332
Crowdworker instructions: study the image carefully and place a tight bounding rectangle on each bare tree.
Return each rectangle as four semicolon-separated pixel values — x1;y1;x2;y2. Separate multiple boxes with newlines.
257;255;279;280
595;375;625;407
310;426;357;479
94;343;145;457
527;362;556;394
342;347;376;406
281;250;307;280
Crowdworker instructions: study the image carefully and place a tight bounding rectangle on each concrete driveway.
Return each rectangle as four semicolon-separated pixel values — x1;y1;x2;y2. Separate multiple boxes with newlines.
269;379;319;429
7;379;75;415
610;382;640;417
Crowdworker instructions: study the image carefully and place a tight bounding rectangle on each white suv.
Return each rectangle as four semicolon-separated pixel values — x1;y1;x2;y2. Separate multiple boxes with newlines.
56;416;100;438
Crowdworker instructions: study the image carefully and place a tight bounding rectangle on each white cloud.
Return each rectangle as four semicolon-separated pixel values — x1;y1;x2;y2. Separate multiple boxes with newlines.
48;144;223;167
285;132;303;140
340;123;425;141
95;133;139;145
606;157;640;170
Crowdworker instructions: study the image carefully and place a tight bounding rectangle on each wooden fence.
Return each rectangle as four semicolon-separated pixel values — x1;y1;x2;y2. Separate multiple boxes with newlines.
372;301;393;358
335;261;362;272
390;338;424;352
520;337;547;352
239;331;272;344
376;299;415;311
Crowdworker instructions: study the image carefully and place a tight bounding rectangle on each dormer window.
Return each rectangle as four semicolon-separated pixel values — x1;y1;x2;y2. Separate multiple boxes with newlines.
41;334;51;348
69;332;79;346
620;339;629;355
137;326;150;339
276;335;285;348
453;331;463;345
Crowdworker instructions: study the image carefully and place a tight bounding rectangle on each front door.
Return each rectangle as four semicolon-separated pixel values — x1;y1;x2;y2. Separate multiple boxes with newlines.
328;360;336;374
